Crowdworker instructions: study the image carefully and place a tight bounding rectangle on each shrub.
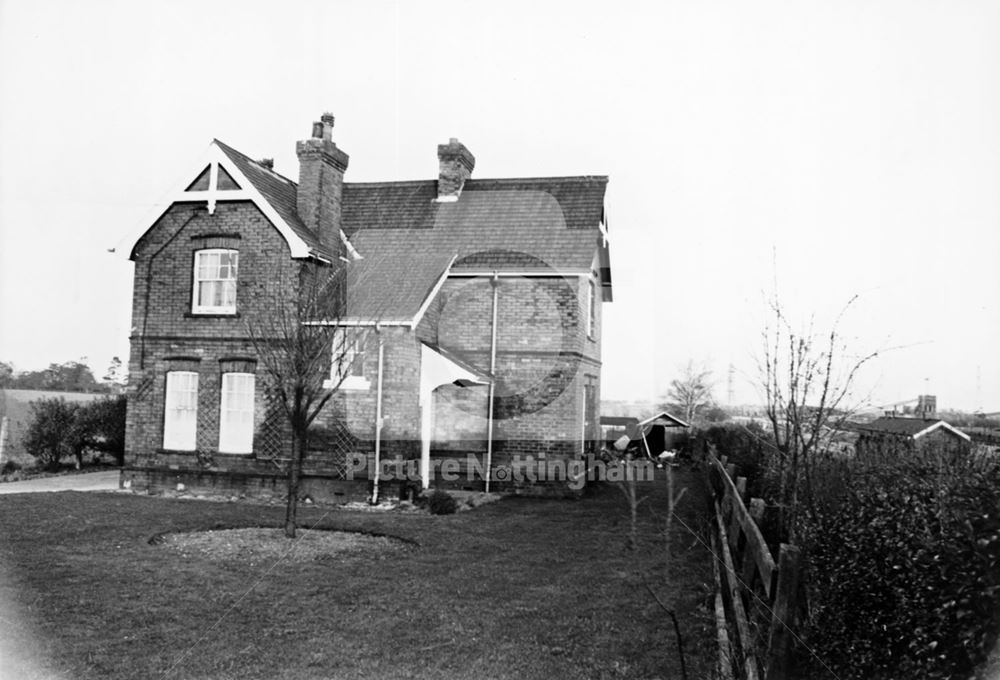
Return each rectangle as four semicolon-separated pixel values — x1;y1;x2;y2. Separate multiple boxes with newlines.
427;489;458;515
23;398;82;470
1;460;21;475
698;421;773;496
22;396;127;470
77;395;127;465
797;452;1000;679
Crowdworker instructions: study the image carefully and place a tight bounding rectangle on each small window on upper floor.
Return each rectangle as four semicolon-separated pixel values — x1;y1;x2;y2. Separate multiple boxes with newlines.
193;249;238;314
586;279;597;339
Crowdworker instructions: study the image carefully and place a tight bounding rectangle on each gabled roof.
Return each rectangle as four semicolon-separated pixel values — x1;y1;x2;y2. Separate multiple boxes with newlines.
125;140;330;261
126;140;611;316
857;417;971;441
214;140;335;260
637;412;690;429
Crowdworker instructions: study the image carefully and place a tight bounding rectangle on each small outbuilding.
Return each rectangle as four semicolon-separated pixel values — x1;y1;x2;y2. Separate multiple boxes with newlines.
634;412;690;455
600;411;689;457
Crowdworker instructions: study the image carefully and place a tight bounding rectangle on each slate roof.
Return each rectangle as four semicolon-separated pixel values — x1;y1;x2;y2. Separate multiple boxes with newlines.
600;416;640;427
212;142;609;322
343;241;454;323
215;140;335;260
342;178;608;272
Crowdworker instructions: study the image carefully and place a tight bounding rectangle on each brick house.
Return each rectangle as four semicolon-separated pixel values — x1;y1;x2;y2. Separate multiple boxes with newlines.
121;115;612;501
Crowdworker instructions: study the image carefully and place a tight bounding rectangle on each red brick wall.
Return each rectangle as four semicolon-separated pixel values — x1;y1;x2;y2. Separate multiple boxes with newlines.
126;198;606;497
125;201;335;490
419;272;604;468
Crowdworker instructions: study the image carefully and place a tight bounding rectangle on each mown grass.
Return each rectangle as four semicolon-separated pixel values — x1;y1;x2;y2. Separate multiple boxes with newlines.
0;467;716;680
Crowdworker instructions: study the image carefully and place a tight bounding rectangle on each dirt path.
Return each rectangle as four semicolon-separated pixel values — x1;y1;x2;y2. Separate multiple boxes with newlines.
0;470;120;494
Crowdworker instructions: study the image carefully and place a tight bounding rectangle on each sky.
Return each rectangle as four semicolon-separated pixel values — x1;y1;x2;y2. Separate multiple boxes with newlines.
0;0;998;412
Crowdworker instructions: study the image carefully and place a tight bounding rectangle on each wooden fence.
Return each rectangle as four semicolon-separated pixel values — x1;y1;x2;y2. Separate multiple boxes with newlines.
706;449;801;680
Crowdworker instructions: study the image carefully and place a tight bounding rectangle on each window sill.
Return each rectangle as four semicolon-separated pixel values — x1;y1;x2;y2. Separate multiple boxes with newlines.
186;311;240;319
323;376;371;391
156;448;254;458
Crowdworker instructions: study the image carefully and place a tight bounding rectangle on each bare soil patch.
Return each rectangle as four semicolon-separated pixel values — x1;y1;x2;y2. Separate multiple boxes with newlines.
158;527;407;562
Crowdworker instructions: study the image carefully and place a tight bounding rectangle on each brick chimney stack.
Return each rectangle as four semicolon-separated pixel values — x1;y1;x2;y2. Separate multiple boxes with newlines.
437;138;475;202
296;113;349;253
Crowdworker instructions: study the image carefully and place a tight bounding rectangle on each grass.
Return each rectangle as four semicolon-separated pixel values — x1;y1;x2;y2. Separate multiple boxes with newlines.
0;466;717;680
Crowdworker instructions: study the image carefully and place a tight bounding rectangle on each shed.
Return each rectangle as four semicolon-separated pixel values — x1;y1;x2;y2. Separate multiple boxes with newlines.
634;411;690;455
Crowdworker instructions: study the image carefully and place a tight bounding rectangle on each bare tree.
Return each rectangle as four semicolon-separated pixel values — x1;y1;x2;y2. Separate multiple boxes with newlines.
662;361;714;425
759;292;879;541
244;261;381;538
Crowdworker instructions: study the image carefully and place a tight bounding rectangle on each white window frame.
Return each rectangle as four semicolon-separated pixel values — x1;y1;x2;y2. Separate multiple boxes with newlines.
163;371;198;451
192;248;238;315
323;328;370;390
219;372;255;454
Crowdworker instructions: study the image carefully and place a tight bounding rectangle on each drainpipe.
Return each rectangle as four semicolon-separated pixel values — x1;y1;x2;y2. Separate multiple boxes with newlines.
485;272;499;492
371;326;385;505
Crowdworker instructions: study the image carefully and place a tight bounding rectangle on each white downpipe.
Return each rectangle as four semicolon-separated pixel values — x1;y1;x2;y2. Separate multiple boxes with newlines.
371;330;385;504
485;272;499;492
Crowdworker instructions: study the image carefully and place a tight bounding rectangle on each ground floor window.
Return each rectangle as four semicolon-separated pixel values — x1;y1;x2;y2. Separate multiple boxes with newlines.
163;371;198;450
219;372;255;454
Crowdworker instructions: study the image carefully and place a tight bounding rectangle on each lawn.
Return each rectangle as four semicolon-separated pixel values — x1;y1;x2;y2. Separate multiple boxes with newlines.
0;468;716;680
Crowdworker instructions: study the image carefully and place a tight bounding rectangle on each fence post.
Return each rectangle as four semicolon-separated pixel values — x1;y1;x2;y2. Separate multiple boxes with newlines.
736;476;747;501
765;543;802;680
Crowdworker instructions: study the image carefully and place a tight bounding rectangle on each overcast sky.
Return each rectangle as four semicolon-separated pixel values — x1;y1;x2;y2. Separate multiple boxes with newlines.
1;0;998;411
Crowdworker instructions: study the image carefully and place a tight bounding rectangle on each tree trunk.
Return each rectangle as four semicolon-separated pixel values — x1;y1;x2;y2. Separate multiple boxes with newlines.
285;429;305;538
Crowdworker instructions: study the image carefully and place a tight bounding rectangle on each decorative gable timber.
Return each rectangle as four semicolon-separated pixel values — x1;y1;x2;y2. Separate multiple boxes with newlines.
123;141;321;261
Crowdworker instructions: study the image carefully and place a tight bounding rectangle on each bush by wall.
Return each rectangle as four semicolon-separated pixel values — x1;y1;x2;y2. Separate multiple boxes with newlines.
427;489;458;515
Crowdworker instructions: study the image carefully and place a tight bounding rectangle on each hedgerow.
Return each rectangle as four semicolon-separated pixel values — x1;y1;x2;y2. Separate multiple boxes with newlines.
797;452;1000;679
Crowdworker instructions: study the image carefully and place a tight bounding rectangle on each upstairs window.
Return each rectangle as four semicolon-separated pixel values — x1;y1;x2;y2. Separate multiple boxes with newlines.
163;371;198;451
193;249;238;314
586;279;597;339
219;373;255;454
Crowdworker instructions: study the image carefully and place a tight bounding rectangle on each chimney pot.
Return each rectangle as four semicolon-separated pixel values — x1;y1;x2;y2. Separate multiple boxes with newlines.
297;113;350;254
321;113;335;142
437;138;475;201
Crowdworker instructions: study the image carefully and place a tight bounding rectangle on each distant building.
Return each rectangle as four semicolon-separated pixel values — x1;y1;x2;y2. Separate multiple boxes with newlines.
853;416;971;460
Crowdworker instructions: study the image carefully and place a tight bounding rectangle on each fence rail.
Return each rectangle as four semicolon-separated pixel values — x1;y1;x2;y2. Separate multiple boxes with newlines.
706;449;800;680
